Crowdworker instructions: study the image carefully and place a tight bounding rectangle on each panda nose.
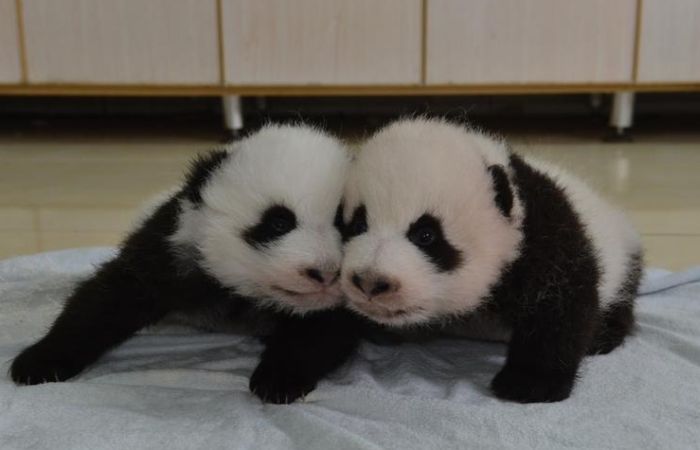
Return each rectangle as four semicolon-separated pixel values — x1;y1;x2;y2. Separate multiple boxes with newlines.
351;272;399;297
303;268;340;286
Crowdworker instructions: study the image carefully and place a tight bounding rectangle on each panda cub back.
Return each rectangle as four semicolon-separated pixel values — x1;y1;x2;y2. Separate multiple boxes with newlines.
521;156;642;309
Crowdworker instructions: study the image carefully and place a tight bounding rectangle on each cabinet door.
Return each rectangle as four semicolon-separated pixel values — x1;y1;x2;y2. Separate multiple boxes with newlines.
0;0;22;83
222;0;421;85
23;0;219;84
637;0;700;82
426;0;637;84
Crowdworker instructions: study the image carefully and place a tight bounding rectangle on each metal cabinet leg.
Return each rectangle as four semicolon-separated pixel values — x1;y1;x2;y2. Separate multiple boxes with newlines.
607;91;635;141
222;95;243;140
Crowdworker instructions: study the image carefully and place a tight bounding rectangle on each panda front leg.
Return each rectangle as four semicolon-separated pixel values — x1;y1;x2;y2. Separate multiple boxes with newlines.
10;261;172;385
250;308;361;404
490;290;598;403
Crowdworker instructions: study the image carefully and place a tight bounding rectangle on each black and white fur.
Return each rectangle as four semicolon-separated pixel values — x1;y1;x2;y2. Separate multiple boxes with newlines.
10;124;361;404
340;118;643;403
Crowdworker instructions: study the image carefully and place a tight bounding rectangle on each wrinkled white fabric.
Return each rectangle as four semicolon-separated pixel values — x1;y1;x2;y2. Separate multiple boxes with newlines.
1;248;699;450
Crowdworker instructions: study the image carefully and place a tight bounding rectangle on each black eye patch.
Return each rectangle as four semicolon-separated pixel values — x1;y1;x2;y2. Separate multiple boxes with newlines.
406;213;463;272
243;205;297;249
343;205;368;242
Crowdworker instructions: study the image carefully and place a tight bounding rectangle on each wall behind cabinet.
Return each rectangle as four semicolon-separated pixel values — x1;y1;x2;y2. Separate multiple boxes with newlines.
22;0;220;84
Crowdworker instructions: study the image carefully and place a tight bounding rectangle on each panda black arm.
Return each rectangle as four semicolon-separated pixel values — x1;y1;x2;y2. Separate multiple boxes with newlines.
10;151;235;385
249;308;362;404
10;259;174;384
489;154;600;403
490;277;598;403
10;195;228;385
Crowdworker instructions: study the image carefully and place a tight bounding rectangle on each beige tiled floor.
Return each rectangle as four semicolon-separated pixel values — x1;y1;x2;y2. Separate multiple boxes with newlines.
1;127;699;270
512;138;700;270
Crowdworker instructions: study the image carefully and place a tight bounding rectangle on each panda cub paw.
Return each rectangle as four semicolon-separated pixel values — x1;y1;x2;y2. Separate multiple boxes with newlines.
490;365;576;403
249;359;317;404
10;341;84;385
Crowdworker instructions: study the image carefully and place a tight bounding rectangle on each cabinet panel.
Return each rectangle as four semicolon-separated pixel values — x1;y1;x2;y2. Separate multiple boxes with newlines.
0;0;22;83
222;0;421;85
427;0;637;84
637;0;700;82
23;0;219;84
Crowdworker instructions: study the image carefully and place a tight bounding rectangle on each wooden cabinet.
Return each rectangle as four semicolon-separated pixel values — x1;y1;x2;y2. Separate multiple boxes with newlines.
637;0;700;82
0;0;698;94
0;0;22;83
22;0;220;84
221;0;422;85
426;0;637;84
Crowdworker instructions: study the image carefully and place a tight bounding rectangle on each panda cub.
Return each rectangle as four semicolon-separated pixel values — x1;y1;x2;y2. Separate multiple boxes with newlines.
11;124;360;404
340;118;643;403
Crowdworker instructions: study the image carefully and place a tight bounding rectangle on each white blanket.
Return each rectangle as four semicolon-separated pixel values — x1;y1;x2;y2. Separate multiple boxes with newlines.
1;248;699;450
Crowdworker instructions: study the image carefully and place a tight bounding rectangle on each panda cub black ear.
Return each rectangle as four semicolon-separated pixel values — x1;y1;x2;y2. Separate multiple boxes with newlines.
182;150;230;205
487;165;514;218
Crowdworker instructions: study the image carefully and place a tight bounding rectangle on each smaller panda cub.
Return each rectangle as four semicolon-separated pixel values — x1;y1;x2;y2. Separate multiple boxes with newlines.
340;118;643;403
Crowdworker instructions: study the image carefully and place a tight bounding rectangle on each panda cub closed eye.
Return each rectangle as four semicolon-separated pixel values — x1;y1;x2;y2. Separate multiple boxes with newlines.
244;205;297;248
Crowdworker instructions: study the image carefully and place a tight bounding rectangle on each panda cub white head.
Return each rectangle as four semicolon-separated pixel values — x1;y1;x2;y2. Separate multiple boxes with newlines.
340;118;524;326
172;124;349;314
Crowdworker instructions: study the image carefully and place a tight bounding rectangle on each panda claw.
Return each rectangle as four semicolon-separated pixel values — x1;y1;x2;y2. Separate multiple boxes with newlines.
249;360;317;404
10;341;84;386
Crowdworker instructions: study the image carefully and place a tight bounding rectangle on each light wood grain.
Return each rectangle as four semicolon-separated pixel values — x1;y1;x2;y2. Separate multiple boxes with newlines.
0;0;22;83
221;0;421;85
22;0;220;84
426;0;638;84
637;0;700;82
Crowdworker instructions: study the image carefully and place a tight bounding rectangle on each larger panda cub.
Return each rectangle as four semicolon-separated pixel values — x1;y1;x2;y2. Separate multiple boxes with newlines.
11;124;360;404
341;118;643;403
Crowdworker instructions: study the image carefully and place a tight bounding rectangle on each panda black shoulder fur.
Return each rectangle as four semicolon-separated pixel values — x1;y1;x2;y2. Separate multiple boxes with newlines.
340;118;643;403
11;124;361;404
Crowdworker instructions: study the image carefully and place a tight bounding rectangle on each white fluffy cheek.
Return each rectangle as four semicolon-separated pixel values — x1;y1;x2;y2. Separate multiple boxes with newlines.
199;221;263;293
375;242;441;307
440;216;524;314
